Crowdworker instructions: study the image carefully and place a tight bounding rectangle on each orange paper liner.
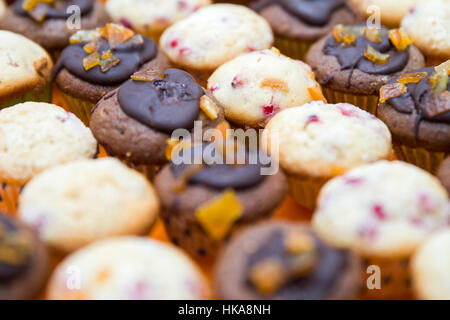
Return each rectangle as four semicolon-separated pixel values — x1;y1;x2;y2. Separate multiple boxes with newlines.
0;82;52;110
274;36;314;61
322;87;379;115
287;175;328;211
59;91;95;126
393;144;448;175
0;183;22;214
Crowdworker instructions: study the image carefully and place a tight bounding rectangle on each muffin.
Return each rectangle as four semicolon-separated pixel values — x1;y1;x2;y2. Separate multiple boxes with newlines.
54;23;170;124
18;158;159;253
47;237;210;300
437;156;450;195
312;161;450;299
252;0;360;60
348;0;423;28
262;101;392;209
401;0;450;66
306;25;425;114
0;212;49;300
0;30;53;109
90;68;224;178
207;48;325;128
159;4;273;86
412;229;450;300
106;0;211;42
154;141;288;258
377;62;450;174
215;221;361;300
0;102;97;213
0;0;110;53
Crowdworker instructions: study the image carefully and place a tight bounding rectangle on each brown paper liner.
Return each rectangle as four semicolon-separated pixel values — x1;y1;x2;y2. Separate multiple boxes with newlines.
0;183;22;214
274;36;314;61
0;82;52;110
393;144;448;174
119;158;159;182
322;87;379;115
59;91;96;126
287;175;328;210
358;256;412;300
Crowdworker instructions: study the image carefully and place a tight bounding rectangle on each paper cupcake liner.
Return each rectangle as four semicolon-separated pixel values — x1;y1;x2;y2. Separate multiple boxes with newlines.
358;256;412;299
120;158;159;181
393;144;448;174
288;175;328;210
322;87;379;115
0;183;22;214
0;82;52;110
274;36;314;61
59;92;95;126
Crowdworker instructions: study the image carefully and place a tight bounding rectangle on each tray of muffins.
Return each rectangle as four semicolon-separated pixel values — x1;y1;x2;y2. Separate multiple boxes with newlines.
0;0;449;301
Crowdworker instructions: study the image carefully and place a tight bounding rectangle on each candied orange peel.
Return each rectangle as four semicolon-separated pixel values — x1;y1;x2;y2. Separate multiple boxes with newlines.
195;189;243;241
429;70;449;94
248;258;286;296
364;45;390;64
98;23;135;49
308;85;327;103
436;60;450;76
332;25;364;45
379;83;407;103
22;0;54;11
82;52;101;71
389;28;412;51
284;232;316;255
397;72;428;84
364;27;384;43
200;96;219;120
260;78;289;93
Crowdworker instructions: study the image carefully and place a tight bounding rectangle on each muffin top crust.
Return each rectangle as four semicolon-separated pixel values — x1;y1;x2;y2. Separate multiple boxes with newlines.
207;48;323;127
0;30;53;103
263;101;392;178
160;4;274;71
19;158;159;253
106;0;211;36
313;161;450;258
401;0;450;61
47;237;209;300
0;102;97;185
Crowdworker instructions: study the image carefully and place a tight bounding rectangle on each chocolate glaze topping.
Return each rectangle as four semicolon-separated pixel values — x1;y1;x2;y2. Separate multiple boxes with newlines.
323;28;409;84
0;214;31;284
387;67;450;133
13;0;93;20
55;36;157;86
246;229;349;299
118;69;203;133
253;0;346;26
171;142;268;190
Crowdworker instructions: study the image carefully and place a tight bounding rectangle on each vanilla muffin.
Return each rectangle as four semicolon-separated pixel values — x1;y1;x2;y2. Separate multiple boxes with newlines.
313;161;450;298
0;102;97;213
348;0;423;27
19;158;159;253
207;48;324;128
106;0;211;41
262;101;392;209
0;30;53;109
47;237;210;300
401;0;450;65
160;4;273;85
412;229;450;300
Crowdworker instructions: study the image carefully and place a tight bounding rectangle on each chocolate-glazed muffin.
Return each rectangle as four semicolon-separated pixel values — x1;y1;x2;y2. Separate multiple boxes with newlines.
215;221;360;300
55;23;170;124
154;141;288;258
437;156;450;195
0;213;49;300
378;63;450;173
0;0;109;52
251;0;361;60
306;25;425;114
90;68;224;179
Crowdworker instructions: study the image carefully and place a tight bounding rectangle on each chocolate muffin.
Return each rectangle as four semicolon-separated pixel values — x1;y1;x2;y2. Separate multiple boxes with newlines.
54;23;170;124
0;0;110;52
437;156;450;195
214;221;360;300
377;63;450;173
251;0;361;60
306;25;425;114
154;141;288;258
0;213;49;300
90;68;224;178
